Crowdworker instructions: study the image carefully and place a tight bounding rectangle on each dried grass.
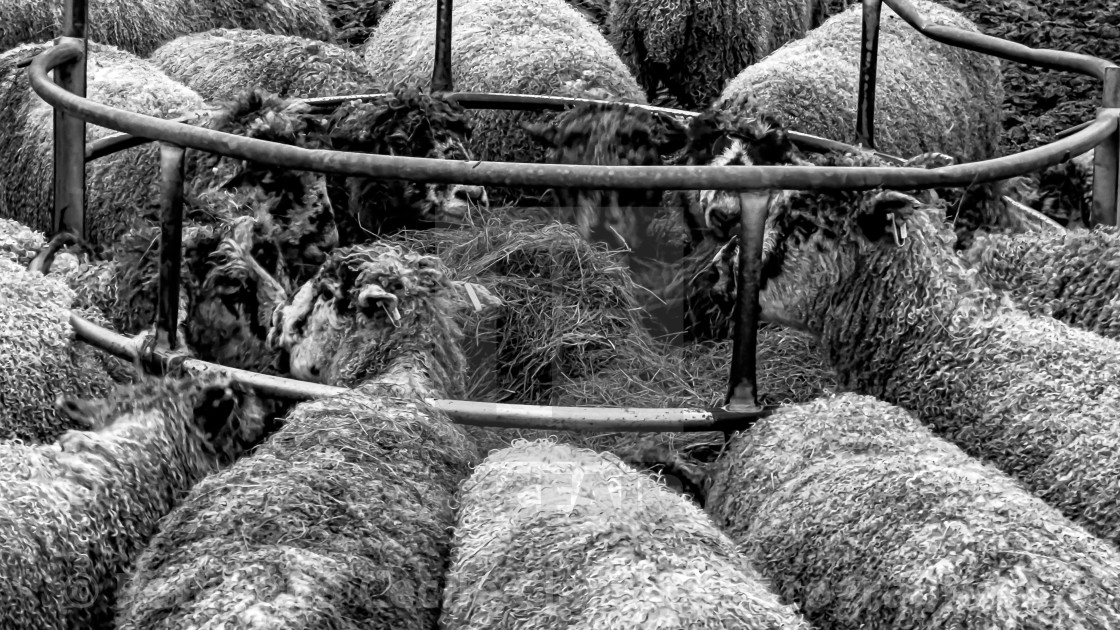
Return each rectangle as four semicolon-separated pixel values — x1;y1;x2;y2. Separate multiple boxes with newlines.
708;393;1120;629
443;439;810;629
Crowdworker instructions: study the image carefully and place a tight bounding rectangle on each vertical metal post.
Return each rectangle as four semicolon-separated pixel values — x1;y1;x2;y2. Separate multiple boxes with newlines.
432;0;454;92
856;0;883;151
725;193;768;413
1092;66;1120;227
52;0;88;239
156;143;187;351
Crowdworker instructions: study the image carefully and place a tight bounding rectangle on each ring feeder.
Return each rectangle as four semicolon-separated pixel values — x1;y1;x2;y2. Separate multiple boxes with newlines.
24;0;1120;433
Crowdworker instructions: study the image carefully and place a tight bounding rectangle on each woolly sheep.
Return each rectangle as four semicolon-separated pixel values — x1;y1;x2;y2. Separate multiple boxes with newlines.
716;0;1003;163
151;28;378;103
747;149;1120;547
323;88;490;244
608;0;820;109
708;393;1120;629
0;374;272;630
116;243;502;629
187;0;335;43
0;41;205;252
963;225;1120;340
362;0;646;205
442;439;810;630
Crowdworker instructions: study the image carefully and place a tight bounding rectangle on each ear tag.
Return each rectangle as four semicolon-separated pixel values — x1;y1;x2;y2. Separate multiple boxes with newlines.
887;212;908;246
464;282;484;313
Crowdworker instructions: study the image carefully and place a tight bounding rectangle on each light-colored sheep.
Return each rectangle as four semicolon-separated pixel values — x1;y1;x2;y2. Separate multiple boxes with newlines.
186;0;335;43
716;0;1003;163
748;149;1120;547
608;0;821;109
116;243;501;629
362;0;646;205
708;393;1120;629
0;374;272;630
442;439;810;630
151;28;378;103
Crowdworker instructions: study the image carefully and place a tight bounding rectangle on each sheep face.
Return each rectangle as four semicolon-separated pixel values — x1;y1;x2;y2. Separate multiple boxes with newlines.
266;244;469;386
756;187;934;333
328;89;488;240
526;103;686;255
197;89;340;284
683;110;803;242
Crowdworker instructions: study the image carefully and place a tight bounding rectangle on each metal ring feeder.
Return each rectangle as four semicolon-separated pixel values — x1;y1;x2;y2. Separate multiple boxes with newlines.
25;0;1120;432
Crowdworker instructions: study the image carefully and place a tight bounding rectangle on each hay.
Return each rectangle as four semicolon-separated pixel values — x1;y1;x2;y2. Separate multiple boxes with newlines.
964;226;1120;340
0;42;206;254
608;0;818;109
443;439;810;630
152;28;379;104
362;0;646;205
0;256;120;443
0;0;193;56
707;393;1120;629
185;0;335;43
717;0;1002;163
116;386;481;630
0;374;272;630
391;216;653;405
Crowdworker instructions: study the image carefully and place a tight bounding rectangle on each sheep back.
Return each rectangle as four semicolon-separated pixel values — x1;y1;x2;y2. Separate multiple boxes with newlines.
185;0;335;43
717;0;1002;163
0;0;194;56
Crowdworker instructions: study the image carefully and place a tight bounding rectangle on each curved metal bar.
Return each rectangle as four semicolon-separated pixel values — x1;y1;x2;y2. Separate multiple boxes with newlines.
69;313;770;431
884;0;1117;80
30;44;1119;191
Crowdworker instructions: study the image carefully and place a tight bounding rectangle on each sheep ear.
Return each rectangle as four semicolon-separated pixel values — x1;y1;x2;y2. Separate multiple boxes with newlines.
857;191;920;246
56;394;107;430
193;383;241;441
451;280;502;317
523;120;558;147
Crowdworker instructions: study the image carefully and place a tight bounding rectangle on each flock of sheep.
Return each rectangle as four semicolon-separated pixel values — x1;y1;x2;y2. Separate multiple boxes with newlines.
0;0;1118;627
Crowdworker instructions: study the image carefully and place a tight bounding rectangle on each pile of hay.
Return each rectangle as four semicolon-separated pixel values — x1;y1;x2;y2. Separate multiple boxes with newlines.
116;387;481;630
717;0;1003;163
0;0;194;56
608;0;819;109
0;42;206;253
0;255;120;443
362;0;646;205
707;393;1120;629
392;217;654;405
442;439;810;630
185;0;335;43
152;28;379;103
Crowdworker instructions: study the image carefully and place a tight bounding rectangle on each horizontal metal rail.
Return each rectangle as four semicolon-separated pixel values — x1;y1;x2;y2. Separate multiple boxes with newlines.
28;41;1119;192
69;313;769;432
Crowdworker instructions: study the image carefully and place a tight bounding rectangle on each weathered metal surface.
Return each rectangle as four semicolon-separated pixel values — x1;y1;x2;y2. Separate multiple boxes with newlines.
155;142;186;350
68;312;771;431
51;0;88;238
29;44;1120;191
725;193;769;413
432;0;454;91
1093;66;1120;226
856;0;883;150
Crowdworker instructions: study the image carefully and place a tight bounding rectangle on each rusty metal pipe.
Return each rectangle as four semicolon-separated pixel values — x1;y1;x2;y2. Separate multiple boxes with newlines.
432;0;454;92
68;312;770;431
725;192;769;413
52;33;88;238
155;142;186;350
856;0;883;150
1093;67;1120;226
31;43;1116;191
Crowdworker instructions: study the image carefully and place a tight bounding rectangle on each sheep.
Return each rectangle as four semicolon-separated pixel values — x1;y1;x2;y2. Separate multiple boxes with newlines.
151;28;379;104
0;41;206;253
320;0;396;46
362;0;647;205
0;374;273;630
442;439;810;630
1033;148;1094;228
115;243;503;630
962;225;1120;341
186;0;335;43
716;0;1003;164
706;393;1120;630
607;0;821;110
744;149;1120;547
323;88;490;245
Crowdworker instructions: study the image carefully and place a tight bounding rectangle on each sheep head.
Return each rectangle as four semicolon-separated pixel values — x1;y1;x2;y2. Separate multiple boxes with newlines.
195;88;340;285
266;243;500;391
327;88;488;242
525;102;687;256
